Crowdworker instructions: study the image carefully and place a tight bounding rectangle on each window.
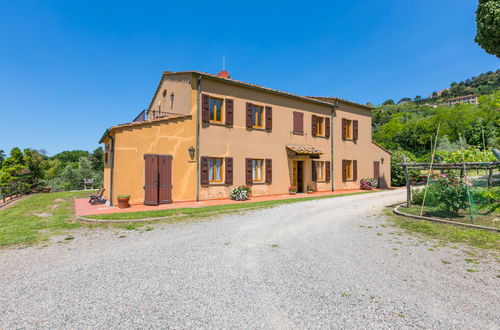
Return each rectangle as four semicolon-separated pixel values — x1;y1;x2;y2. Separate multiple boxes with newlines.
345;160;353;180
345;119;352;139
104;144;110;165
316;161;325;181
209;97;223;123
251;104;263;128
252;159;264;182
209;157;223;183
316;117;324;136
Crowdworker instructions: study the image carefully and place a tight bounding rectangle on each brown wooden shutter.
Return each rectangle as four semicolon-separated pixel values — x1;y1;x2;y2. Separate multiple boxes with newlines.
225;157;233;185
265;106;272;131
342;118;346;140
200;156;209;185
353;160;358;181
246;103;252;128
353;120;359;140
245;158;253;185
293;112;304;134
202;94;210;123
144;154;159;205
342;160;346;182
373;161;380;180
311;115;317;136
312;161;317;181
158;155;173;204
265;159;272;184
325;117;330;138
325;161;331;182
225;99;233;126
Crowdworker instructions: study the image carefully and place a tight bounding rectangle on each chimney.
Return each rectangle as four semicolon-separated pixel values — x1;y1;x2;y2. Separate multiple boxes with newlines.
217;70;230;79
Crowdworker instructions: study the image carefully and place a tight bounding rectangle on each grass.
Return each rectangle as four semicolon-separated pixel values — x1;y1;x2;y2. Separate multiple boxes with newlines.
86;191;373;220
0;191;95;248
388;208;500;250
401;204;500;229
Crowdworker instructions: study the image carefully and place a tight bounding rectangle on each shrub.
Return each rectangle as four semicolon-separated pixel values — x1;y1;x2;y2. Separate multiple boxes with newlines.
411;188;439;206
473;187;500;204
430;173;471;214
391;150;420;186
230;185;252;201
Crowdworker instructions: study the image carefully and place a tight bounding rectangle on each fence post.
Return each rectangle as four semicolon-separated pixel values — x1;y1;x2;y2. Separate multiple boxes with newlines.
402;155;411;208
487;168;493;189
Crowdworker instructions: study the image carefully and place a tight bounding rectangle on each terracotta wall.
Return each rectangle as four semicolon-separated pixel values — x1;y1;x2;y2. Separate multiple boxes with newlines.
198;79;333;199
149;73;195;116
333;104;391;189
102;75;198;205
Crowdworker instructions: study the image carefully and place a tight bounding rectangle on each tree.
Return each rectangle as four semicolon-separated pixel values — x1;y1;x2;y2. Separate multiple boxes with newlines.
475;0;500;58
0;150;5;169
382;99;395;105
53;150;89;164
398;97;412;104
414;95;422;102
89;147;104;172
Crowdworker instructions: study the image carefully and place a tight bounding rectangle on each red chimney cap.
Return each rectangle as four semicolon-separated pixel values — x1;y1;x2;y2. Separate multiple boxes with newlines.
217;70;230;79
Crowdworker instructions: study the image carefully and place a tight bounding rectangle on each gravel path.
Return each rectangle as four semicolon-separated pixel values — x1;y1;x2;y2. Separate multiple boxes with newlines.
0;189;499;329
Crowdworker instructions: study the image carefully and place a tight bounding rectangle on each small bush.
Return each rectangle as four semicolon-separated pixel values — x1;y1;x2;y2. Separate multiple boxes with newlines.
230;185;252;201
473;187;500;204
411;188;438;206
431;173;471;214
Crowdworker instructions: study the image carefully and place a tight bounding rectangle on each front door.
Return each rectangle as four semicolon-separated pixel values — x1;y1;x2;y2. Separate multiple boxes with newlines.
293;160;304;193
144;154;173;205
373;161;380;188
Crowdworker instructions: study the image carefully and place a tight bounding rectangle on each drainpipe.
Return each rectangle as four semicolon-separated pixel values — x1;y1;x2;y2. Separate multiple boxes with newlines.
107;131;115;206
196;75;202;202
331;101;339;191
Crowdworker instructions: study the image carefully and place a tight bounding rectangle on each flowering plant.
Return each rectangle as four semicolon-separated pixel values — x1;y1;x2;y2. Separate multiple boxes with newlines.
360;178;378;189
429;173;471;214
230;185;252;201
288;186;297;194
306;185;315;193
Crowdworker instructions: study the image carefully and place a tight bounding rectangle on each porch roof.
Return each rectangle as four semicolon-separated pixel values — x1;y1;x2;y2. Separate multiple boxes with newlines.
286;144;324;156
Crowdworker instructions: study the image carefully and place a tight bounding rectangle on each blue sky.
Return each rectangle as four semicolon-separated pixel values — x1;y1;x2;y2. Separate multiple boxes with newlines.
0;0;498;155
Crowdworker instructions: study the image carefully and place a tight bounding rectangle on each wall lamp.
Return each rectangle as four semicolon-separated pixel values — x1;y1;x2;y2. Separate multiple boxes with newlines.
188;146;195;160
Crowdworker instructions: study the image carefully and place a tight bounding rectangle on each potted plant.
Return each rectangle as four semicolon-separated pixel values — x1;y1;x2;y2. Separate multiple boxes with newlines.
117;195;131;208
288;186;297;195
306;185;315;194
230;186;252;201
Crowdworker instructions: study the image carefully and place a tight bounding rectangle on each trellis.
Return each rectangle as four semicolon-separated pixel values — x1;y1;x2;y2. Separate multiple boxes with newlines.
399;157;500;208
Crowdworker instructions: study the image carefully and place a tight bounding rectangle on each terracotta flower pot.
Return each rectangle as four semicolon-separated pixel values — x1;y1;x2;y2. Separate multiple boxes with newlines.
307;190;314;194
360;186;372;190
117;197;130;209
289;191;297;195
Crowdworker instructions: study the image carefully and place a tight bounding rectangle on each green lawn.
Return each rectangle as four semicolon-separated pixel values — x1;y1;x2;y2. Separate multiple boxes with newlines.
0;191;94;248
87;191;373;220
388;208;500;250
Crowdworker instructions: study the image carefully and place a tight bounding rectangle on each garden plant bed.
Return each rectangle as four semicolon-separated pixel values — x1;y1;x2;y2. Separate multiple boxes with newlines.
394;204;500;232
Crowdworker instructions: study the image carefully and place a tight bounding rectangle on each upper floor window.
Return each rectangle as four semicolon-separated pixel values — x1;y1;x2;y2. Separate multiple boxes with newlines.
209;157;223;183
316;117;324;136
251;104;263;128
209;97;223;123
345;119;352;139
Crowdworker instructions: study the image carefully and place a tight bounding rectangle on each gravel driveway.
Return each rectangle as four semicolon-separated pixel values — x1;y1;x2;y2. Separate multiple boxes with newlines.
0;189;498;329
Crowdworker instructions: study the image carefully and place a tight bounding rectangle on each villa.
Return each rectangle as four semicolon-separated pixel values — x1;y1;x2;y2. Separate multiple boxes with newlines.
99;70;391;205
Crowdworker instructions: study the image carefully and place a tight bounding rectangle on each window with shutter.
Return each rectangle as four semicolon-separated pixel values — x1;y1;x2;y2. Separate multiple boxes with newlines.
225;157;233;185
342;160;346;182
225;99;233;126
353;160;358;181
325;117;330;138
312;161;317;181
293;112;303;134
200;156;209;185
311;115;317;137
342;118;346;139
246;103;252;128
265;106;272;131
325;161;331;182
208;97;224;123
353;120;359;140
265;159;272;184
202;94;210;123
245;158;253;185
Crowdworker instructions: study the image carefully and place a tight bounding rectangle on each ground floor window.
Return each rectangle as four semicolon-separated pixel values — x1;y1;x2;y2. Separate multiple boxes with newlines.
209;157;223;183
315;161;325;181
252;159;264;182
345;160;353;180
